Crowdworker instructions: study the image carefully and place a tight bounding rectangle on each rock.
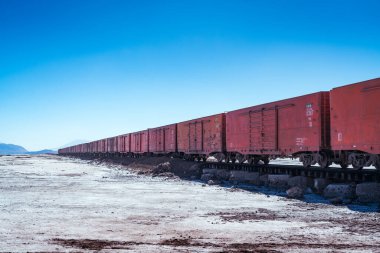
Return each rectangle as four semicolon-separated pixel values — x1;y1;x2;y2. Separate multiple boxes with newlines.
207;180;220;185
313;178;330;194
286;186;304;199
323;184;356;199
356;183;380;203
268;174;290;189
216;169;230;181
188;164;202;177
329;197;343;205
305;187;313;194
158;172;176;178
288;176;312;190
259;174;269;186
342;198;353;205
152;162;171;175
202;168;217;175
229;170;260;184
201;173;215;182
190;175;197;180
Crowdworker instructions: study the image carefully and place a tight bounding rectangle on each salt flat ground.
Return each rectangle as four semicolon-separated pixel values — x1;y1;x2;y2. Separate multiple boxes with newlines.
0;155;379;253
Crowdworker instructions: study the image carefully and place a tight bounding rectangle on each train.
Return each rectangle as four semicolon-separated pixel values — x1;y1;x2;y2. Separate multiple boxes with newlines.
59;78;380;170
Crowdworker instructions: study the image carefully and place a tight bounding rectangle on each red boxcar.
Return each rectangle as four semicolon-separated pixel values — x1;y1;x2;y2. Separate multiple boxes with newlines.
130;130;149;154
107;136;118;153
90;141;97;153
99;139;107;153
116;134;130;154
330;78;380;169
148;124;177;154
177;113;225;160
226;92;331;167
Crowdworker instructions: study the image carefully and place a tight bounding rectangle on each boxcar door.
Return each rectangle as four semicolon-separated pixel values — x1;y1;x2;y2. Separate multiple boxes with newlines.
165;127;175;151
202;120;211;152
136;133;141;152
262;109;277;151
249;111;262;152
158;129;164;152
249;108;277;152
189;122;203;152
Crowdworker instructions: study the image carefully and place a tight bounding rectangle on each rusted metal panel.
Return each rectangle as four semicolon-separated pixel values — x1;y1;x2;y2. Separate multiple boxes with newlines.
148;124;177;154
116;134;130;153
99;139;107;153
124;134;131;153
226;92;330;156
177;113;225;155
130;130;149;154
108;136;118;153
116;135;123;153
330;78;380;154
91;141;97;153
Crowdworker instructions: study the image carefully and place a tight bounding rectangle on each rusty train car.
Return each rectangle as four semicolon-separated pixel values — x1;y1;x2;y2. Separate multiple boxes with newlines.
226;92;331;167
58;78;380;170
177;114;225;161
148;124;177;155
329;79;380;170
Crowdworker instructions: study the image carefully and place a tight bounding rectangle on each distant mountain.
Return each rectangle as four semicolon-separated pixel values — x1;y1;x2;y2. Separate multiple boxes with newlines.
0;140;88;155
0;143;28;155
57;139;89;150
27;149;58;155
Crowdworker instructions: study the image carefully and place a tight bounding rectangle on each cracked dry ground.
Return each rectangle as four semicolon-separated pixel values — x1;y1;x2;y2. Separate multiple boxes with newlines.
0;155;379;252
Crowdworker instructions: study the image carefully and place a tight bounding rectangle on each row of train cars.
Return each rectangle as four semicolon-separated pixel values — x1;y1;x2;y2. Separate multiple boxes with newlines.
59;78;380;170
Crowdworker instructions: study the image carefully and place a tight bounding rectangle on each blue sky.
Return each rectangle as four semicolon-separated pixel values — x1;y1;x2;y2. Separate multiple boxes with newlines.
0;0;379;150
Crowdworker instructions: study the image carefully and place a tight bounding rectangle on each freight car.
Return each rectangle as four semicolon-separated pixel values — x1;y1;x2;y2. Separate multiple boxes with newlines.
226;92;331;168
148;124;177;155
329;78;380;170
177;113;225;161
130;130;149;157
58;78;380;170
116;134;130;156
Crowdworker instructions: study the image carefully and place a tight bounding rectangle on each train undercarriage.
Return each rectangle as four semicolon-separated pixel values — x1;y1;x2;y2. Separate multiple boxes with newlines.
63;150;380;171
299;151;380;170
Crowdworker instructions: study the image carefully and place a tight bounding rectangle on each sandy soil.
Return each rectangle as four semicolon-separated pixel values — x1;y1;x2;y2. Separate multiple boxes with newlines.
0;155;379;253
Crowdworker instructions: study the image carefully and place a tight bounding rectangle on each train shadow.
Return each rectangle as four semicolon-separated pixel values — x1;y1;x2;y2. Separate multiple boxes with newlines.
207;181;380;213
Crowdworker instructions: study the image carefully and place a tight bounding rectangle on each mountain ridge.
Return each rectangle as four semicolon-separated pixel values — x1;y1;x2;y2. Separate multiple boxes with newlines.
0;143;28;155
0;143;57;155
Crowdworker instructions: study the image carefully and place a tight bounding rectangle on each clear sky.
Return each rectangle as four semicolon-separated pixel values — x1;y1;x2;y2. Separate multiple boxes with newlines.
1;0;379;151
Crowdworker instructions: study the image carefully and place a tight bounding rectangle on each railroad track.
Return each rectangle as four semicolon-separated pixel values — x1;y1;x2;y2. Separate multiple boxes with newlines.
200;162;380;183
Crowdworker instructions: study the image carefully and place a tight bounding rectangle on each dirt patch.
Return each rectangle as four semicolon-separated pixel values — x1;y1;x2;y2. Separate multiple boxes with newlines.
51;238;144;250
57;173;85;177
50;237;380;252
207;208;286;222
220;242;379;252
160;238;193;246
319;216;380;235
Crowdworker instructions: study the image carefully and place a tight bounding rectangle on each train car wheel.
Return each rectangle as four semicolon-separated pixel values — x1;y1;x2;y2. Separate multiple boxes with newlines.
373;155;380;170
375;160;380;170
318;152;331;169
302;160;311;168
348;153;365;170
352;163;363;170
214;153;225;163
339;162;348;169
300;154;312;168
262;157;269;165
